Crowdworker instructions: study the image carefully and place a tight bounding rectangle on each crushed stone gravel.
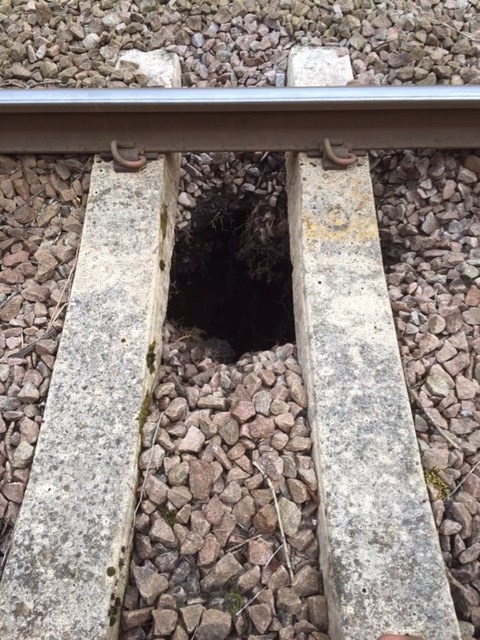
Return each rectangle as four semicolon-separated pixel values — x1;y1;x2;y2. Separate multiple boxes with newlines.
0;153;90;574
373;148;480;638
122;322;327;640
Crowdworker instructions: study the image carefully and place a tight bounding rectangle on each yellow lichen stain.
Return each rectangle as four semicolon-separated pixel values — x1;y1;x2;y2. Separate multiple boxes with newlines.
304;211;323;241
424;467;450;500
303;207;378;243
300;164;379;243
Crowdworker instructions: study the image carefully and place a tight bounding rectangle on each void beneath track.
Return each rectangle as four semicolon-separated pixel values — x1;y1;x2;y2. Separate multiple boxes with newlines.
168;181;295;361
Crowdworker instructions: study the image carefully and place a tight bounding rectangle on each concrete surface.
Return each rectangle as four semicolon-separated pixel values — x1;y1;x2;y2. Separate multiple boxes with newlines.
286;46;461;640
0;51;180;640
116;49;181;87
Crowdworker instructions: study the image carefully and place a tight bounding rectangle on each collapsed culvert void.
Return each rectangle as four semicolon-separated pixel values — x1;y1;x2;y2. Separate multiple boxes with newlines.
167;155;295;363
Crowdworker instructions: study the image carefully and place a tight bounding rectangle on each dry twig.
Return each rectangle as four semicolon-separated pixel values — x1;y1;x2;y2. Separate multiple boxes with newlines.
227;533;263;553
46;256;78;332
408;388;462;451
11;327;56;359
264;542;284;570
0;422;15;491
134;412;163;520
448;460;480;499
190;619;201;640
0;422;16;578
4;421;14;464
430;18;480;42
252;460;294;583
10;251;78;359
234;586;267;617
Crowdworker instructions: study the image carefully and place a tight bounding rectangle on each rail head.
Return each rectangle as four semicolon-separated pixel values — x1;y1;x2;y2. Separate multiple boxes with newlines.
0;85;480;113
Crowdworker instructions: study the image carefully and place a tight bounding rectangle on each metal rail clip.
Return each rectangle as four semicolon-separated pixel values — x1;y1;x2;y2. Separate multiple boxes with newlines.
100;140;158;172
321;138;358;169
307;138;360;170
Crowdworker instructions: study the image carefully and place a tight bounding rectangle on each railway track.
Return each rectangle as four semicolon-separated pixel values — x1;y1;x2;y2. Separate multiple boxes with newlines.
0;47;480;640
1;84;480;154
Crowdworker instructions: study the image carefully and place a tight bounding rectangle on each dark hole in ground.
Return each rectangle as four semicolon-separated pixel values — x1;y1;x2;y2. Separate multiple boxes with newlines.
167;161;294;362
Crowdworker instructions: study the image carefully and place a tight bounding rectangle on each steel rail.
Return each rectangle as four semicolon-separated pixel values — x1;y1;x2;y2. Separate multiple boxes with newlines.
3;86;480;111
0;86;480;153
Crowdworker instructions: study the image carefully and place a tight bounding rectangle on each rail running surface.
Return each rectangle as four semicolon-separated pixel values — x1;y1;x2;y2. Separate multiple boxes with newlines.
2;86;480;111
1;85;480;153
